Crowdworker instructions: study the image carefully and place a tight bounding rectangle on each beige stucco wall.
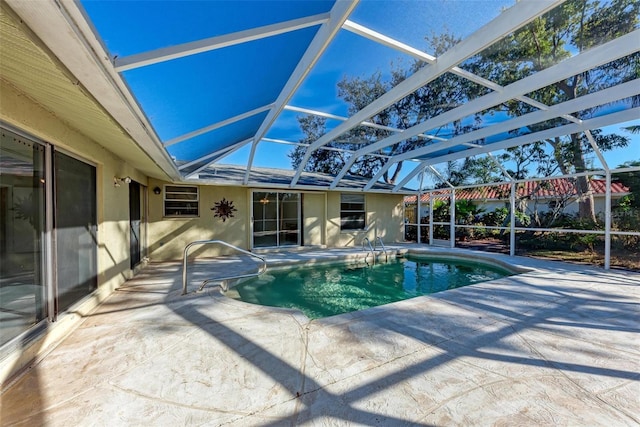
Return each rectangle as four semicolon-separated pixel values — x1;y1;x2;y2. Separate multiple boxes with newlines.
1;80;151;380
146;186;405;258
366;192;405;243
327;192;405;247
1;80;142;293
302;192;325;246
147;180;250;260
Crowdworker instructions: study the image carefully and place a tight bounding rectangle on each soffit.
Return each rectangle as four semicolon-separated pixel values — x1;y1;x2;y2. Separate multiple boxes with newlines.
0;4;170;179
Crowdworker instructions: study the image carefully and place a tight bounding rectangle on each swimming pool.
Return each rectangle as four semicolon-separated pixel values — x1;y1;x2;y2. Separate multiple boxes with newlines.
224;255;514;319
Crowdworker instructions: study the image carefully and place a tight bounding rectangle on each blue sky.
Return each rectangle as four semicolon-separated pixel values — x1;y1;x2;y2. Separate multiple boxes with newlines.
80;0;638;190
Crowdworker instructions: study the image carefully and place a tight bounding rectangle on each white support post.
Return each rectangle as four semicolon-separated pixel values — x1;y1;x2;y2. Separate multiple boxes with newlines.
429;193;434;246
417;108;639;170
585;129;611;269
165;105;272;148
417;168;425;244
450;189;456;249
417;194;422;244
336;33;639;183
510;181;516;257
243;141;259;184
605;172;612;270
114;13;331;71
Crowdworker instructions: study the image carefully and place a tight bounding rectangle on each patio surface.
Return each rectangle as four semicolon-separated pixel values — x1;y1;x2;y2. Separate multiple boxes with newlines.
2;245;639;426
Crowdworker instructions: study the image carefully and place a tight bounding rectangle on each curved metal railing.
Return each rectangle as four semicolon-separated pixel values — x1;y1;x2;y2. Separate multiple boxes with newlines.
182;240;267;295
362;237;376;265
375;237;388;262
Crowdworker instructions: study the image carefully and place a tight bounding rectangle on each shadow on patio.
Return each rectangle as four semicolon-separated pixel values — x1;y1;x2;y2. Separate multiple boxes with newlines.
2;250;639;425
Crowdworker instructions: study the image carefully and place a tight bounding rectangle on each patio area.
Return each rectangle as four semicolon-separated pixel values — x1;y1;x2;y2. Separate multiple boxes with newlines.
2;246;639;426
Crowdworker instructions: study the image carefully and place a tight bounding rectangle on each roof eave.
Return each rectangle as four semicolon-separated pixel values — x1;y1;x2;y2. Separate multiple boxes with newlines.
5;0;181;181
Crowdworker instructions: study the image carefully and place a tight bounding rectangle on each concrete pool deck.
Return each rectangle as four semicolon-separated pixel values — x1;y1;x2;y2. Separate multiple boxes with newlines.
2;245;639;426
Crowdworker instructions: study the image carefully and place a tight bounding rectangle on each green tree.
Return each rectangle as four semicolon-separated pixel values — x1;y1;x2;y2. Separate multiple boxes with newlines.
622;125;640;134
464;0;638;221
288;115;347;175
289;73;397;180
459;156;506;184
614;160;640;207
291;0;638;203
290;35;484;184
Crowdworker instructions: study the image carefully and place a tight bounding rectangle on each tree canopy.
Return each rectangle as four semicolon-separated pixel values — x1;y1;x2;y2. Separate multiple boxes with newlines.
289;0;638;221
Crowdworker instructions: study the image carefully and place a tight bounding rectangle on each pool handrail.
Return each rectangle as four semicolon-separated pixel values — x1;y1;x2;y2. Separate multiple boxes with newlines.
182;240;267;295
362;237;376;265
375;237;388;262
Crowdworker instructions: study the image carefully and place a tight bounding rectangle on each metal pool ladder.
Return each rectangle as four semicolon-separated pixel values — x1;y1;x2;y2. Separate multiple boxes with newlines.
362;237;376;265
375;237;388;262
362;237;389;265
182;240;267;295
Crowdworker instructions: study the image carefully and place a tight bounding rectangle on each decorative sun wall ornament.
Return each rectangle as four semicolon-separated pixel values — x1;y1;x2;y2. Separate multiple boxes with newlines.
211;198;237;222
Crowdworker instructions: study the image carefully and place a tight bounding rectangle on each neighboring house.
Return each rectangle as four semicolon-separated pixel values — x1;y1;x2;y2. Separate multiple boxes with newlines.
405;179;630;220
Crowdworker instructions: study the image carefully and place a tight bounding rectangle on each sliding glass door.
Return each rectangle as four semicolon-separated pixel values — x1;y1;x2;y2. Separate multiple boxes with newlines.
1;126;98;347
0;130;46;347
252;192;300;248
253;192;277;247
279;193;300;246
54;151;97;313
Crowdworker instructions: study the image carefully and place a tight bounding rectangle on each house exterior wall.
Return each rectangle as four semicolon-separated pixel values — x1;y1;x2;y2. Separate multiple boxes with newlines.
147;180;249;260
367;193;405;243
147;186;405;258
4;78;407;268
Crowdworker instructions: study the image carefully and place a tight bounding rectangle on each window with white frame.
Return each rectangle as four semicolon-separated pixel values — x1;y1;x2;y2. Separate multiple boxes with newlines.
164;185;199;217
340;193;365;231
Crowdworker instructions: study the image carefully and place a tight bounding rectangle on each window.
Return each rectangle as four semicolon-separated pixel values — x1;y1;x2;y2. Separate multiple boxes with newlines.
164;185;198;217
340;193;365;231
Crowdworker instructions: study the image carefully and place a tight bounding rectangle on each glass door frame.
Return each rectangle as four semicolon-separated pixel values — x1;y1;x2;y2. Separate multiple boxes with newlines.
0;122;99;335
50;147;98;318
250;190;301;249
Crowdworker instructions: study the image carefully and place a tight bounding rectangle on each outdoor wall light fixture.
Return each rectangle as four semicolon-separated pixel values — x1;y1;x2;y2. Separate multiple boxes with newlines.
153;186;162;195
113;176;132;187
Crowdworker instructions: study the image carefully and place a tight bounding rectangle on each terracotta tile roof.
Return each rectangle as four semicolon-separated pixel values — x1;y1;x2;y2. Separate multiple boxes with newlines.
404;178;630;203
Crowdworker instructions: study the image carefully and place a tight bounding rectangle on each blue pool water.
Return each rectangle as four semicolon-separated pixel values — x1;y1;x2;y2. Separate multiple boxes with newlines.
226;255;513;319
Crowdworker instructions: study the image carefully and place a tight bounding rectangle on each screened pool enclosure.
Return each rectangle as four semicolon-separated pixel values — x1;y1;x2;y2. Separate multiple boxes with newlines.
4;0;639;270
